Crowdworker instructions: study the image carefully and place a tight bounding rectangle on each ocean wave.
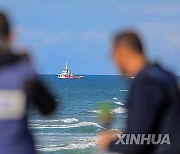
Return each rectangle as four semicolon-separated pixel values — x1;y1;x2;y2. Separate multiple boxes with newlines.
30;118;78;124
34;132;72;136
89;110;101;113
36;136;97;151
30;121;103;129
60;118;78;123
89;106;127;114
30;119;60;123
112;107;127;114
114;101;125;105
37;142;95;151
120;89;128;92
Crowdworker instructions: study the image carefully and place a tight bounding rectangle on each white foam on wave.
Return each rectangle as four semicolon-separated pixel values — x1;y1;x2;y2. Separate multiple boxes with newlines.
30;121;103;129
30;119;60;123
120;89;128;92
37;144;64;152
30;118;78;124
114;101;125;105
36;136;97;151
112;97;118;100
90;110;101;113
38;142;95;151
62;142;95;150
60;118;78;123
112;107;127;114
37;136;97;151
34;132;72;136
90;106;127;114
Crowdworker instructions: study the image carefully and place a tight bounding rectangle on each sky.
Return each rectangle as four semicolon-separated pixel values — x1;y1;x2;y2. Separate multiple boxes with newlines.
0;0;180;75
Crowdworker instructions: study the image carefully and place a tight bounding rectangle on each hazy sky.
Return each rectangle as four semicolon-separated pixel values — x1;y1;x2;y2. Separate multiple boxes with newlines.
0;0;180;74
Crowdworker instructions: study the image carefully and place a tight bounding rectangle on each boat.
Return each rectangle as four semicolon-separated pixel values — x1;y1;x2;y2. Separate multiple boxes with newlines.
57;63;84;79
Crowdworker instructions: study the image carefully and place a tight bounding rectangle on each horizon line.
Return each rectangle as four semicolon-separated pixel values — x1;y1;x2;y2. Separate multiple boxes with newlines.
37;73;122;75
36;73;180;76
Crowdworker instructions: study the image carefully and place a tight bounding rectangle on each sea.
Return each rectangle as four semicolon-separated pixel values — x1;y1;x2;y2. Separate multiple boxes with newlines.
28;75;131;154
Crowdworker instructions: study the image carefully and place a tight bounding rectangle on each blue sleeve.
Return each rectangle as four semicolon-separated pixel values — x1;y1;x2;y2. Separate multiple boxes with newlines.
109;79;166;153
31;78;57;115
22;59;57;115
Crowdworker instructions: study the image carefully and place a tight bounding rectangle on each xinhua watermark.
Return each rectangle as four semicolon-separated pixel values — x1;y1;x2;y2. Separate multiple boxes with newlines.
115;134;170;145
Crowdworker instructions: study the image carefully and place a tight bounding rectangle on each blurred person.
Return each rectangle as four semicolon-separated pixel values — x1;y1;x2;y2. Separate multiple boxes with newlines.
0;11;57;154
97;31;180;154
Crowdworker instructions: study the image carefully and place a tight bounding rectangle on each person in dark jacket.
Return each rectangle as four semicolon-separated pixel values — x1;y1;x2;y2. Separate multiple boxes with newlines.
0;12;57;154
97;31;180;154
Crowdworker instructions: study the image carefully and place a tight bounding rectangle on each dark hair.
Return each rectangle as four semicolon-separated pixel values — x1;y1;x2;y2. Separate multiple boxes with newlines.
0;12;10;39
114;31;144;54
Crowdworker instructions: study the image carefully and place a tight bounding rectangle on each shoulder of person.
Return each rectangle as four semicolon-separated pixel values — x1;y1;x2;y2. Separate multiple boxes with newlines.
137;63;177;90
15;50;32;63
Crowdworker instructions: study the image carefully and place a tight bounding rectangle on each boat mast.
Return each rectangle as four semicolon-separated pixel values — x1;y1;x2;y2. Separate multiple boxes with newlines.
65;63;68;70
